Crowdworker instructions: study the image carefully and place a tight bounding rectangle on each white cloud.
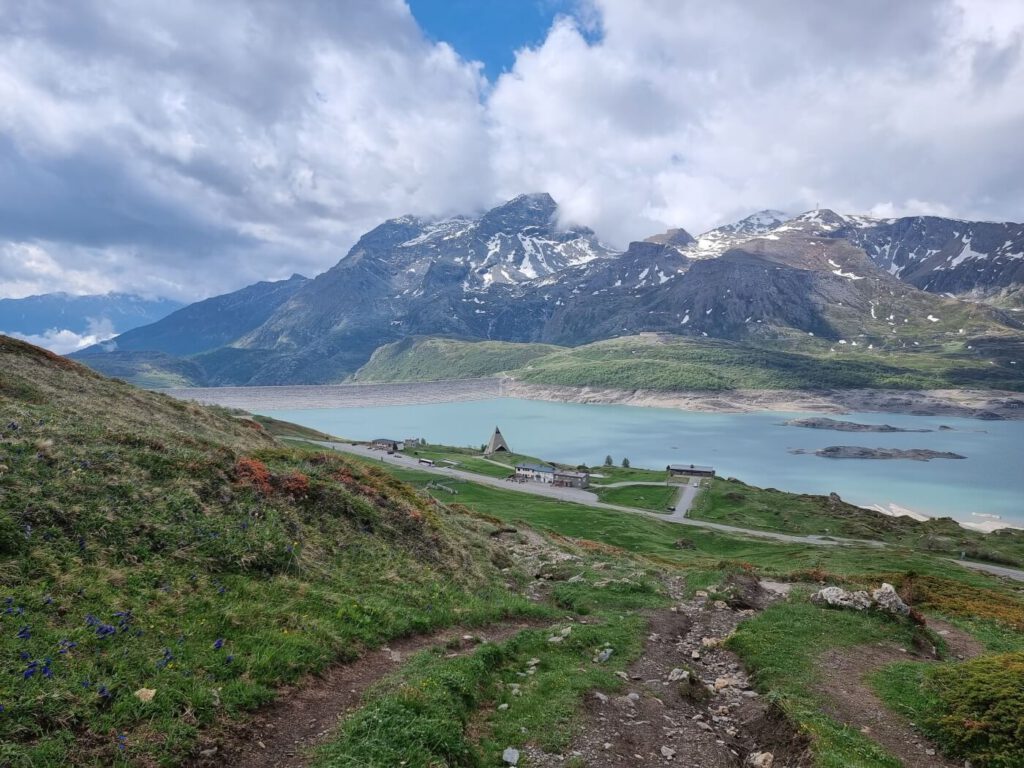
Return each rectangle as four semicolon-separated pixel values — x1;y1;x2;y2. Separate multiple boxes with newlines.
488;0;1024;243
5;318;117;355
0;0;1022;297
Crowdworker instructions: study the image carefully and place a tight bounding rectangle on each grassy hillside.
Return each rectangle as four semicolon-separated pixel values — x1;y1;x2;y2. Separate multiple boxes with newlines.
351;336;561;383
352;333;1024;392
0;337;540;765
691;478;1024;566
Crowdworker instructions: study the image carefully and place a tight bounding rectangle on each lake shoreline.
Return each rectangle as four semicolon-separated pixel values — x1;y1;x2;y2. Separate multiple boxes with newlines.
503;380;1024;421
164;377;1024;421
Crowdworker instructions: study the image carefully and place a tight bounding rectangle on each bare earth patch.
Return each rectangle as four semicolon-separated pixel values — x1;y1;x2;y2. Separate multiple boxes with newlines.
813;620;982;768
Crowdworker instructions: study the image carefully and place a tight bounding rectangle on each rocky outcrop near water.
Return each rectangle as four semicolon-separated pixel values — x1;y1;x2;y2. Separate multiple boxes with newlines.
795;446;966;461
784;417;931;432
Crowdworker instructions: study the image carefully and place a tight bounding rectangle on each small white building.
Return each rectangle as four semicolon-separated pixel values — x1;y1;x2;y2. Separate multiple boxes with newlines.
515;463;555;483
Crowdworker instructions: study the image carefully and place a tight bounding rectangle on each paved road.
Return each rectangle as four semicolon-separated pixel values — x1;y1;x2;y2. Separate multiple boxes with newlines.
953;559;1024;583
314;441;882;548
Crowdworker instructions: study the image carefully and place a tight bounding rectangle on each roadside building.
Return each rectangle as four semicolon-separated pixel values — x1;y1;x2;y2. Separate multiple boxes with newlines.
515;463;555;483
371;438;403;452
553;470;590;489
667;463;715;479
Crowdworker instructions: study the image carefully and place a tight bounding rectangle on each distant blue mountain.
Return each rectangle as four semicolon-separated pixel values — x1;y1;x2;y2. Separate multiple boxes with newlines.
0;292;183;336
0;292;184;353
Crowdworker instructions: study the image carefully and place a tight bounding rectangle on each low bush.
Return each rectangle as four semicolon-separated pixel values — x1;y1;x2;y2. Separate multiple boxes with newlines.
925;652;1024;768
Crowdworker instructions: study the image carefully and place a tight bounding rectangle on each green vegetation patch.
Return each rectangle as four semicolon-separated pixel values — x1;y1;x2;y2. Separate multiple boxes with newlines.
691;478;1024;566
595;484;677;513
514;335;1024;392
728;600;925;768
0;340;543;765
352;336;561;383
313;615;647;768
873;654;1024;768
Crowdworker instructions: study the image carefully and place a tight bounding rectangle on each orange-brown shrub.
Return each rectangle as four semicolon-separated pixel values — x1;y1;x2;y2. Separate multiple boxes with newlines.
277;471;310;498
235;457;272;495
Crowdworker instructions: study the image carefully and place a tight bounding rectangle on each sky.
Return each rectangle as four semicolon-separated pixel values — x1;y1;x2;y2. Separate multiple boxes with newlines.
1;0;1023;309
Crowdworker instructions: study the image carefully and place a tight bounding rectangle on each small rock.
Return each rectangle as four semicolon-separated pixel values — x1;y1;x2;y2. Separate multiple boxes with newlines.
198;747;218;758
661;745;676;759
872;583;911;617
745;751;774;767
691;650;701;660
615;671;630;680
134;688;156;703
811;586;872;611
548;636;564;643
627;692;640;702
502;746;520;765
667;668;688;682
594;691;609;703
498;703;509;711
604;742;613;750
714;676;735;691
594;648;614;663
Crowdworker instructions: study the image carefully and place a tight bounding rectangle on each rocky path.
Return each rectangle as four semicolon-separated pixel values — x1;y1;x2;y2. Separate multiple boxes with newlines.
523;577;812;768
813;619;983;768
188;619;546;768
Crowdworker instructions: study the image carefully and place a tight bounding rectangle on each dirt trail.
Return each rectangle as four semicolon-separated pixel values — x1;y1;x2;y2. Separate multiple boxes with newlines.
524;576;812;768
188;619;545;768
814;619;983;768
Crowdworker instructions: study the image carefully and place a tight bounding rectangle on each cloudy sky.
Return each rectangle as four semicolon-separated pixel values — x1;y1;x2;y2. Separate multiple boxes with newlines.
1;0;1023;304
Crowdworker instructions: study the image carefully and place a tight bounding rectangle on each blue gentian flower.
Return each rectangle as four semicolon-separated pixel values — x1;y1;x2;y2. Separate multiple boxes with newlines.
16;625;30;640
213;638;224;650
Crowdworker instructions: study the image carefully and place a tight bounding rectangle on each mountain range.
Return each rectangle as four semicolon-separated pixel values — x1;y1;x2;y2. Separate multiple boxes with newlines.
73;193;1024;388
0;292;182;354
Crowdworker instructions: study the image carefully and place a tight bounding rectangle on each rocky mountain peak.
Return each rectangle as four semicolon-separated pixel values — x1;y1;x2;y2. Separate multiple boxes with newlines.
644;227;696;249
478;192;559;234
718;209;790;235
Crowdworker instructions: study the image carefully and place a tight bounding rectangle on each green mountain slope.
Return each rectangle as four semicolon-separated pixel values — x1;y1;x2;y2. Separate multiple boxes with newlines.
352;333;1024;391
0;336;535;765
351;336;562;382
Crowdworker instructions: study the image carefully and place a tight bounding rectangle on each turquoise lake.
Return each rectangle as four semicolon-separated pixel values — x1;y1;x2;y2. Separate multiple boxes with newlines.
260;398;1024;528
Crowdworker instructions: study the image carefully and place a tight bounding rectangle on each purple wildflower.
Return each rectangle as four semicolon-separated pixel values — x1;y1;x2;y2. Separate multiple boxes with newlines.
213;638;224;650
16;625;30;640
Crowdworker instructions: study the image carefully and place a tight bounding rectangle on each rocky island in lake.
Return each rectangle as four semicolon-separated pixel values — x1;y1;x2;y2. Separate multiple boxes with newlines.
792;446;967;461
784;417;931;433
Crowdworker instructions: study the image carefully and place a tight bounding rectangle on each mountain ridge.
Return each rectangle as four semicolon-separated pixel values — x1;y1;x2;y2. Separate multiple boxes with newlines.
73;195;1024;387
